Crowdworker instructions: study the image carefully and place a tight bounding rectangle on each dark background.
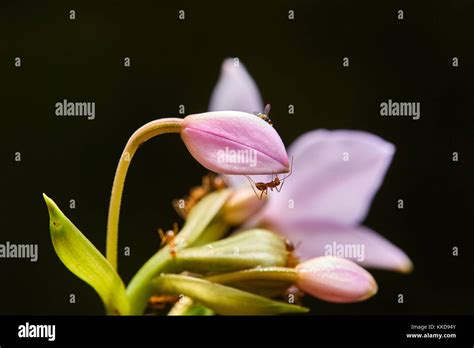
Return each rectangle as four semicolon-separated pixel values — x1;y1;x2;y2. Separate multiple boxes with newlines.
0;0;472;315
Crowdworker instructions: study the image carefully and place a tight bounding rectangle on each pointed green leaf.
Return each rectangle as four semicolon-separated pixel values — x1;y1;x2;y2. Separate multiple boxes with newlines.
43;194;129;315
152;274;308;315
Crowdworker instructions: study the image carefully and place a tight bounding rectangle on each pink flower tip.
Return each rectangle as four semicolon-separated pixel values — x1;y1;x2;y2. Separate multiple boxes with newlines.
181;111;289;175
396;257;414;274
295;256;378;303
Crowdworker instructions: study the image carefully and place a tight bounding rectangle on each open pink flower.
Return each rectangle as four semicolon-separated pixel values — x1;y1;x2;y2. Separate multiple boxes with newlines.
209;58;413;273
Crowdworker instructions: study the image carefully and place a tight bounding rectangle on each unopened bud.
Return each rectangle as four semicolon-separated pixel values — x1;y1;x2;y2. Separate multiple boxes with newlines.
296;256;378;303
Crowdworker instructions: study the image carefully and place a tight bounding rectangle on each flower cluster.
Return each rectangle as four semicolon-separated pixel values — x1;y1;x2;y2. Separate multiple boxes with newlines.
43;59;411;316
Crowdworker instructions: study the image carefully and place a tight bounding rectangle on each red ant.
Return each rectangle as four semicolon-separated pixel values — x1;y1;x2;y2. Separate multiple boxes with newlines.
245;156;294;200
158;222;179;258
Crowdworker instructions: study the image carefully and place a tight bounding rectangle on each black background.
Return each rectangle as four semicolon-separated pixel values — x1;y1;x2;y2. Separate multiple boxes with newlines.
1;0;473;315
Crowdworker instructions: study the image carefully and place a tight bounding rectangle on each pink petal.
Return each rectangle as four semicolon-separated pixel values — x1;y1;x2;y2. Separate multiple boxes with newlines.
262;129;395;226
208;58;264;114
296;256;378;303
273;219;412;273
181;111;289;174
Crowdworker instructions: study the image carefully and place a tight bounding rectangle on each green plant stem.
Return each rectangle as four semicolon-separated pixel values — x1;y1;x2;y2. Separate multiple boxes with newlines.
106;118;183;270
126;246;173;315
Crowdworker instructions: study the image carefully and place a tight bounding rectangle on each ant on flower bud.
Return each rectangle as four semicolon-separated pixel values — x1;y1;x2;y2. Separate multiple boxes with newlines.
254;104;273;126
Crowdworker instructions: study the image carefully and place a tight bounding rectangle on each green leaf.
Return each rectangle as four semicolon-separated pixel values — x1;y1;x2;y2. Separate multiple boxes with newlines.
171;229;289;274
43;194;129;315
152;274;308;315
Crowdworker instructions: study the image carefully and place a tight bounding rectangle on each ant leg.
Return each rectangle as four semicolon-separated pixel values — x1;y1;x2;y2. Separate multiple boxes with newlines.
277;156;294;192
245;175;257;185
259;189;266;200
245;175;260;198
158;229;166;246
276;181;284;192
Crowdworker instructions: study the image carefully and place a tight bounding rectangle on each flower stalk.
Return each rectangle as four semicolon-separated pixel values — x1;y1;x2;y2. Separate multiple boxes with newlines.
106;118;183;270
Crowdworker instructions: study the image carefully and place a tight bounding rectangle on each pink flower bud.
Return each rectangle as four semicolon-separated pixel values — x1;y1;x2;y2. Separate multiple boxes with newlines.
295;256;378;303
181;111;289;175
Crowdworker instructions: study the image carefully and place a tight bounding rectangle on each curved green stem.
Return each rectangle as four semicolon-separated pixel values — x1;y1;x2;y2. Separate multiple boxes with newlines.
106;118;183;270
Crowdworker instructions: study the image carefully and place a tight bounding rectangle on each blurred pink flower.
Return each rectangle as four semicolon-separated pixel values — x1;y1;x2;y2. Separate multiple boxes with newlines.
209;58;413;273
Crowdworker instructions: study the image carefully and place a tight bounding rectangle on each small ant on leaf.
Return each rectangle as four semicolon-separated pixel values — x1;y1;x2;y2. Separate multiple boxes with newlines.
254;104;273;126
245;156;294;200
158;222;179;258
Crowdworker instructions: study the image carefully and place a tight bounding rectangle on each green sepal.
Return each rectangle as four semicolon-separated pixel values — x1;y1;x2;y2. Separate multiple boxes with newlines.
152;274;308;315
205;267;297;298
171;229;289;274
176;189;232;247
43;194;129;315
